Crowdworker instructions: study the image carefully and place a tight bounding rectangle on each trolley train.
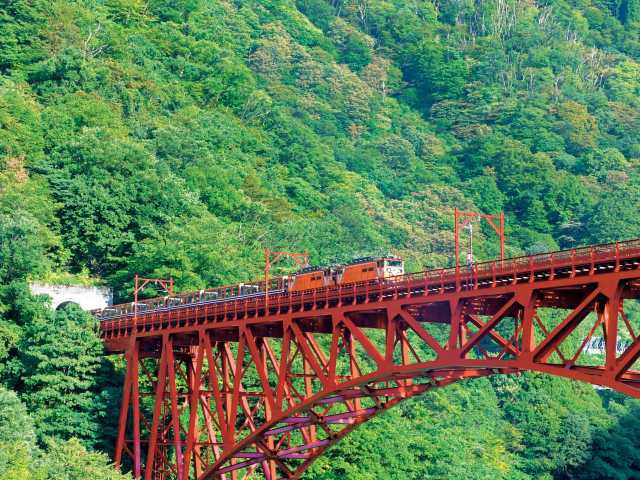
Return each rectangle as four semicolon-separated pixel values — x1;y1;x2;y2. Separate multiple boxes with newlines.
94;255;404;320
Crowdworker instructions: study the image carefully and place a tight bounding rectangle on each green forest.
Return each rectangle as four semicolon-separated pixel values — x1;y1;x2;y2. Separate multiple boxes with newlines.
1;0;640;478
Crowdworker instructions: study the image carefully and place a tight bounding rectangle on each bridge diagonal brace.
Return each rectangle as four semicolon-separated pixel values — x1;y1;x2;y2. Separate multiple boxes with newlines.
165;336;185;480
533;288;600;364
305;332;332;377
183;337;205;479
290;321;334;390
327;323;343;382
227;332;247;442
460;297;518;357
273;324;293;411
340;315;386;368
615;337;640;379
393;308;446;357
144;341;168;480
204;335;231;446
464;313;519;357
264;336;310;429
570;306;605;365
244;328;277;415
114;337;136;470
621;308;637;342
531;313;567;363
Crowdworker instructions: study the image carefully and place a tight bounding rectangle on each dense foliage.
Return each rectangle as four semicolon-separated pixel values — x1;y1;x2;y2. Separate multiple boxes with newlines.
1;0;640;478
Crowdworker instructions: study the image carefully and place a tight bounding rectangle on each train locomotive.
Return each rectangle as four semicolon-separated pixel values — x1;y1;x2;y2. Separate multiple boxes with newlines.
288;256;404;290
94;255;404;320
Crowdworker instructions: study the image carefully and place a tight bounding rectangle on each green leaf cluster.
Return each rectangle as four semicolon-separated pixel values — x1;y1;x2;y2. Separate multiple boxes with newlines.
0;0;640;477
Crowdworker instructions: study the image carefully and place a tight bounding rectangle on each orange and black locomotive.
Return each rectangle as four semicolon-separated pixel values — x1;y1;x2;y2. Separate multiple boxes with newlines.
288;256;404;291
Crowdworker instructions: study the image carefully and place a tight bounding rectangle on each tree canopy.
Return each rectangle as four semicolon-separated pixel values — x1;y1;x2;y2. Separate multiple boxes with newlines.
1;0;640;478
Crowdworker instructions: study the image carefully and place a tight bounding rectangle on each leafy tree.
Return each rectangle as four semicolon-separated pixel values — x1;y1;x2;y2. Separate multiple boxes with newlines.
0;319;21;386
0;212;51;283
619;0;640;23
556;101;599;155
401;40;468;106
20;304;104;446
493;373;609;477
583;181;640;243
0;386;37;480
330;18;374;71
563;395;640;480
37;438;130;480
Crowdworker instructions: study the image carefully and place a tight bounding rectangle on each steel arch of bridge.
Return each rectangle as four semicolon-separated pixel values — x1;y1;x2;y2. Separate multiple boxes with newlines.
101;239;640;480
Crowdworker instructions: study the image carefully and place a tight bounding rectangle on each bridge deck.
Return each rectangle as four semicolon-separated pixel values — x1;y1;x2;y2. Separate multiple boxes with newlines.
100;238;640;352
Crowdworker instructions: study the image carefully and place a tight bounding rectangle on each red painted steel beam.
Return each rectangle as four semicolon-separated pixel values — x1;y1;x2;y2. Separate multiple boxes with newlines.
102;239;640;479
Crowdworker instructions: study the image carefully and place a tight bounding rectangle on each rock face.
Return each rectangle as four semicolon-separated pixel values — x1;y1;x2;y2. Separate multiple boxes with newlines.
29;283;113;311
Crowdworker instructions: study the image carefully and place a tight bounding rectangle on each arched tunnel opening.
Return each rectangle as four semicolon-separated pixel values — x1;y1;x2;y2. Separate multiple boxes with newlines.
55;301;81;311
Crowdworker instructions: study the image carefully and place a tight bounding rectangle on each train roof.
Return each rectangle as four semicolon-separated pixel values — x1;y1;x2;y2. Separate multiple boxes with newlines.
345;255;401;265
296;255;403;274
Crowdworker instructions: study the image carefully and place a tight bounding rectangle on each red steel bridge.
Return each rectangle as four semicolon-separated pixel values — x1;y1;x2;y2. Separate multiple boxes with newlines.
99;238;640;480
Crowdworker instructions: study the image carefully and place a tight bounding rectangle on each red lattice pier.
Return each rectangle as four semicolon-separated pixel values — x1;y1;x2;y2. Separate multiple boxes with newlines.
100;239;640;480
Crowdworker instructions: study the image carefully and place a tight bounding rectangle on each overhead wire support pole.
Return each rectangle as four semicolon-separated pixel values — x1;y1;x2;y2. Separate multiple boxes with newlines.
500;211;505;261
455;208;460;286
133;275;174;326
264;249;310;313
454;209;506;288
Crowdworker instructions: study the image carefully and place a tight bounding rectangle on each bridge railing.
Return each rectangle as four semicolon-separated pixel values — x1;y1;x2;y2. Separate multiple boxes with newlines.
390;238;640;289
97;238;640;331
273;238;640;311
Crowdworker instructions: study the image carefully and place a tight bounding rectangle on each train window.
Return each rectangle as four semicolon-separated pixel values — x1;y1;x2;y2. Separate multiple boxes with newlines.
386;260;402;267
240;284;260;295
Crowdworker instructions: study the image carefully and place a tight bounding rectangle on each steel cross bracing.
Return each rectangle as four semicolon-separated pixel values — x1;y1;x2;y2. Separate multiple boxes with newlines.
101;239;640;480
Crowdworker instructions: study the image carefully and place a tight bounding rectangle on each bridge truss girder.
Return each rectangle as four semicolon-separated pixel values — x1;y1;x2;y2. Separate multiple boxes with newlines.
111;268;640;480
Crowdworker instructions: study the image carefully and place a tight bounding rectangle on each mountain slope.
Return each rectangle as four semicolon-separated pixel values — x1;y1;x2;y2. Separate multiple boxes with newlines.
2;0;640;478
